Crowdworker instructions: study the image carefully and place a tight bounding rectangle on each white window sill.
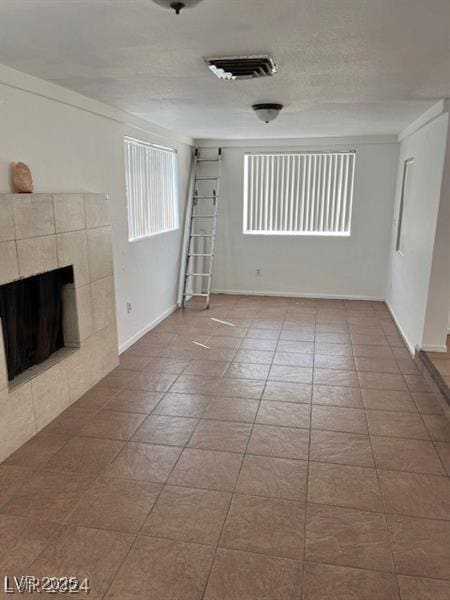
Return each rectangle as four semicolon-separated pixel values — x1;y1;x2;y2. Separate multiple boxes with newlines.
242;230;351;238
129;227;180;243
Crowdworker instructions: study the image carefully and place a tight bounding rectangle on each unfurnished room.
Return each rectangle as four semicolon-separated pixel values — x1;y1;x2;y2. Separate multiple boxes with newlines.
0;1;449;599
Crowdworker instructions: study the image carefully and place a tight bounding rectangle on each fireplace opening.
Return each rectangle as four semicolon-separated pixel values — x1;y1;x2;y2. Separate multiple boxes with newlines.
0;266;74;382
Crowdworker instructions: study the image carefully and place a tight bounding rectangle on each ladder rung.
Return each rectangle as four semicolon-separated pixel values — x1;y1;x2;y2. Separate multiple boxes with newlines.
195;177;218;181
186;273;211;277
193;196;218;200
187;293;209;297
189;253;213;257
197;159;219;163
190;233;213;238
191;214;215;219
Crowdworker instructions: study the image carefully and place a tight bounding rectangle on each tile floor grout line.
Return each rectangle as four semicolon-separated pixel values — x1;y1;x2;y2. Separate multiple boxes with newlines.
362;395;403;600
302;557;450;581
3;464;447;525
300;315;316;600
98;343;229;598
99;398;204;600
415;398;450;480
17;457;134;588
78;385;436;414
199;350;271;600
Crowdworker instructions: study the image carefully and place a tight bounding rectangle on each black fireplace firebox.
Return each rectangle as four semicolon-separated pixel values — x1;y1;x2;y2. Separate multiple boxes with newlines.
0;266;74;381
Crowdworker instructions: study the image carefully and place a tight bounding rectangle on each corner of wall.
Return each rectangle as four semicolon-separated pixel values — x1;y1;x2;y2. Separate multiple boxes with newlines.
387;103;450;353
118;303;178;355
422;118;450;350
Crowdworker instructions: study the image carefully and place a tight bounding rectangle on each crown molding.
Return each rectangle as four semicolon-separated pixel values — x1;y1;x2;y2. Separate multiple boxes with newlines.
195;135;398;148
398;100;450;142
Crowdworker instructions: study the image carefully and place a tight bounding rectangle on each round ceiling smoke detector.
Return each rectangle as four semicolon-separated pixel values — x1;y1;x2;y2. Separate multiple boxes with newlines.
252;103;283;124
152;0;204;14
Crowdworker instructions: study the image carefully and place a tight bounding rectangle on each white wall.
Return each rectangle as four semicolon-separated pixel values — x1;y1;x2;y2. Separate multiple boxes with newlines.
0;65;193;352
201;138;399;300
422;118;450;349
386;102;450;353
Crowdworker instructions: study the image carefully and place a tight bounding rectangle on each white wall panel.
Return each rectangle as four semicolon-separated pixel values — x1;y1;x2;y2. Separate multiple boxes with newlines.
208;140;398;300
0;66;192;353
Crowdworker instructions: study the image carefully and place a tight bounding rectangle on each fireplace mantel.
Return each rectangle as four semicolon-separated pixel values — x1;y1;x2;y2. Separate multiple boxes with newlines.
0;193;118;461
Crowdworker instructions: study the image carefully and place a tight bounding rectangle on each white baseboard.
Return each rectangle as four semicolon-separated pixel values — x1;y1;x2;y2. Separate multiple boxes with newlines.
211;288;385;301
421;344;448;353
384;300;415;356
385;300;449;355
119;304;177;354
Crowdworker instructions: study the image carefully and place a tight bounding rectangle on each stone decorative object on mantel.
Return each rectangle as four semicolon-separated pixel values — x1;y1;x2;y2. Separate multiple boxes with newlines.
11;162;34;193
0;192;119;462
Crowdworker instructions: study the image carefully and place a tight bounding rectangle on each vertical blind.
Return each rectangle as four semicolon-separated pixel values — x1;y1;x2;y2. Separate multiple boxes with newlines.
243;151;355;235
124;137;179;241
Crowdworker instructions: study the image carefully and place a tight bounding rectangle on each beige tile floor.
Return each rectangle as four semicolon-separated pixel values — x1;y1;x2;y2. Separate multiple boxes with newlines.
1;294;450;599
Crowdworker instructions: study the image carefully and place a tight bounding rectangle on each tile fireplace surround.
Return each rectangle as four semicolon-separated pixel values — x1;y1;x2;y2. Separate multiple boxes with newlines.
0;193;118;462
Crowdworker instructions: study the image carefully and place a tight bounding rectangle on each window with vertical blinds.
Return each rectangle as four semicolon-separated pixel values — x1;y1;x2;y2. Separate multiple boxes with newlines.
243;151;355;236
124;137;179;241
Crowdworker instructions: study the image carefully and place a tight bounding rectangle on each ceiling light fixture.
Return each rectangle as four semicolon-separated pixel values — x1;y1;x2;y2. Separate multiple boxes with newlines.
152;0;204;14
252;103;283;124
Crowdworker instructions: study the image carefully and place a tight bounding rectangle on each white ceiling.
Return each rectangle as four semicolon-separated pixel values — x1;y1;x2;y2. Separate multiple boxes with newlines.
0;0;449;139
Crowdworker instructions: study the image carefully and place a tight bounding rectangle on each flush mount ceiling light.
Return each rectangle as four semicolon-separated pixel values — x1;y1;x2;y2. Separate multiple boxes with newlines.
252;103;283;124
152;0;204;14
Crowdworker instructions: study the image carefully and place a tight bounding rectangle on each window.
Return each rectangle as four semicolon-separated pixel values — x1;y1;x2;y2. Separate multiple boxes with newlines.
396;158;414;255
243;151;355;236
124;137;179;241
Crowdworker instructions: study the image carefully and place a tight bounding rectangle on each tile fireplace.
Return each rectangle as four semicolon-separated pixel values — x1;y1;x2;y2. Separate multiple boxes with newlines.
0;193;119;461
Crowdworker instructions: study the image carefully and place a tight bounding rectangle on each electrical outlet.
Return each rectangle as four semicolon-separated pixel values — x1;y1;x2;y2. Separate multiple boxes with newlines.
256;268;261;276
127;302;132;314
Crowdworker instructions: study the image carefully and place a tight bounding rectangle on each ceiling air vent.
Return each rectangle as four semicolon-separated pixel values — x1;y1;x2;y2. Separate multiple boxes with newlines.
205;55;278;80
